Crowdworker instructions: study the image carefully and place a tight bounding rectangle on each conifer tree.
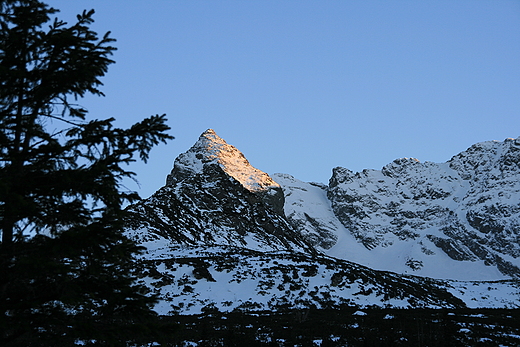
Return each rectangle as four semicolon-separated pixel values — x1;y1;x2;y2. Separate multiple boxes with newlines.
0;1;174;345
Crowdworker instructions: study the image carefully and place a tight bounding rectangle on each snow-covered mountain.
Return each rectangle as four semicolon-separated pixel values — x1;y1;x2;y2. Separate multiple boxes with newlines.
124;130;520;314
280;138;520;280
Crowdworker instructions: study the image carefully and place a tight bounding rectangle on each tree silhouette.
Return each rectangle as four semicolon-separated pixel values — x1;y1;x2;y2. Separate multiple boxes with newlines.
0;1;174;345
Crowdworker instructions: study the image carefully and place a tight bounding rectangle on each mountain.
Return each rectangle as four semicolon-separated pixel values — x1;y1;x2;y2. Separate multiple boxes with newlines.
124;130;520;315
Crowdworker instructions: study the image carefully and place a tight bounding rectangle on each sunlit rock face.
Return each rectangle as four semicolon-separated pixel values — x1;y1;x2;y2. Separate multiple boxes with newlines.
327;137;520;278
166;129;285;214
126;129;312;253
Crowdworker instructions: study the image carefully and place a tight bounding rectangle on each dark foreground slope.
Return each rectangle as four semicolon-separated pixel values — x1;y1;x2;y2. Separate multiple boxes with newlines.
158;308;520;347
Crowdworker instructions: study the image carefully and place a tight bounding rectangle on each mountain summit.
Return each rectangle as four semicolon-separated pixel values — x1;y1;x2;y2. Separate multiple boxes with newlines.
276;137;520;280
324;137;520;279
167;129;280;194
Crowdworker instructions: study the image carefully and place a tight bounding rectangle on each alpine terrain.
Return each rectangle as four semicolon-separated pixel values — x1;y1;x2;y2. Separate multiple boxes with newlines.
124;130;520;318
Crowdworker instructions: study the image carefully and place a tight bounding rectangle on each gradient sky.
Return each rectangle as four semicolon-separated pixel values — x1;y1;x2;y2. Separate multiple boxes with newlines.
48;0;520;198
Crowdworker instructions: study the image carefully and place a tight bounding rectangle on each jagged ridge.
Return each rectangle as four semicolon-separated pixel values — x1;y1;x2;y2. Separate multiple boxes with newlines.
322;137;520;279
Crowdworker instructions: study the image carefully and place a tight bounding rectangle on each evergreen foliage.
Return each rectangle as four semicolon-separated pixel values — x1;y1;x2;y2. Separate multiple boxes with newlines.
0;0;174;345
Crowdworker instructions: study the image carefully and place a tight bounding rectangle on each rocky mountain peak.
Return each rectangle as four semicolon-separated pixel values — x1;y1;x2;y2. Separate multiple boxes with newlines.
166;129;280;194
126;129;311;254
448;137;520;180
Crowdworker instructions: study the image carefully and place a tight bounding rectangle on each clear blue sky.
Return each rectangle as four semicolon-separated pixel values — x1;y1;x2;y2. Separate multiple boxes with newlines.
49;0;520;198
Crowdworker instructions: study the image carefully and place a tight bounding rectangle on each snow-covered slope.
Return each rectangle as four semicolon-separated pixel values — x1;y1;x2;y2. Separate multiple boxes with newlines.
137;245;472;315
272;174;341;250
134;242;519;315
